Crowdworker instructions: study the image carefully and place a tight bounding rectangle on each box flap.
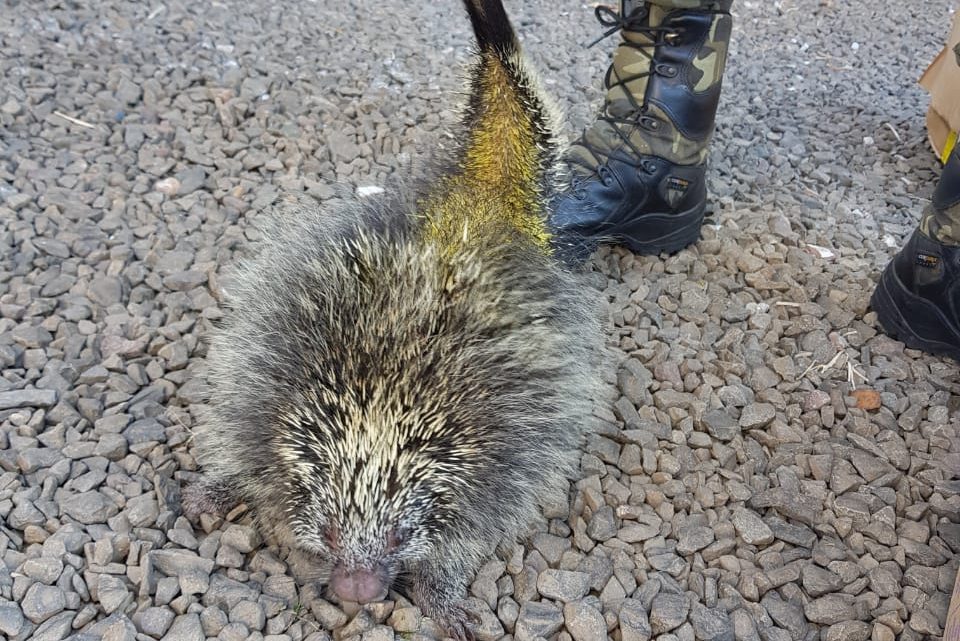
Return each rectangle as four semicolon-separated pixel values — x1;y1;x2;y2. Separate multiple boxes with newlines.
919;12;960;133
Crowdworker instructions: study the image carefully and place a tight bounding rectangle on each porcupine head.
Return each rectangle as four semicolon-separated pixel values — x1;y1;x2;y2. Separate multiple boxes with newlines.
186;1;604;638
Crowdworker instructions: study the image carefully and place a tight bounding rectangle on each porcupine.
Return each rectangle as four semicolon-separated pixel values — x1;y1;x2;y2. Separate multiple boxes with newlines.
184;0;607;637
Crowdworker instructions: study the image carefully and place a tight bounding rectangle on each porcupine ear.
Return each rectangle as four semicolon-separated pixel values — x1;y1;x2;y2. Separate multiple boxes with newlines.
458;0;563;213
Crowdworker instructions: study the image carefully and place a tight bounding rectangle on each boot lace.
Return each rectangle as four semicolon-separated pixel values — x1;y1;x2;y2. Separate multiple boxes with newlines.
568;5;685;194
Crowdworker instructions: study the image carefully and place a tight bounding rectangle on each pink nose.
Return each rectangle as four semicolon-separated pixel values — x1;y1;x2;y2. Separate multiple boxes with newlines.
330;564;387;603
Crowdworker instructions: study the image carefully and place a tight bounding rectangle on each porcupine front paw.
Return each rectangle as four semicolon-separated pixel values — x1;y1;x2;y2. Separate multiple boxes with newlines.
409;569;479;641
421;600;480;641
181;476;239;518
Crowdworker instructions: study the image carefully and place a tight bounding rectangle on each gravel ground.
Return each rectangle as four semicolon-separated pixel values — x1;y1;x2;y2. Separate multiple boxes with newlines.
1;0;959;640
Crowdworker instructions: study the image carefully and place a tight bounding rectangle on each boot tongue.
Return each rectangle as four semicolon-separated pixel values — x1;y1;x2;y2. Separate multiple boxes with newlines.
605;97;639;120
565;122;619;179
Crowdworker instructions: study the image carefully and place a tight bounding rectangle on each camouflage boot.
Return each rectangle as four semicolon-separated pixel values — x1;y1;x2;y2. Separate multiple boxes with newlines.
551;0;733;261
871;145;960;361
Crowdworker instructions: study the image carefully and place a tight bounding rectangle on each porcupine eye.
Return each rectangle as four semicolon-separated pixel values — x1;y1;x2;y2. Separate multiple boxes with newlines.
385;526;409;552
323;525;340;551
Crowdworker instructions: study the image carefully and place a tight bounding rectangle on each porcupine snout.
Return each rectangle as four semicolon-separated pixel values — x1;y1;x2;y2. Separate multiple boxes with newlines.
329;564;390;603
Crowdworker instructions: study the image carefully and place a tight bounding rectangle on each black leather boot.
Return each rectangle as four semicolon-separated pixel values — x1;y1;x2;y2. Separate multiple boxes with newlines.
871;146;960;361
550;0;733;262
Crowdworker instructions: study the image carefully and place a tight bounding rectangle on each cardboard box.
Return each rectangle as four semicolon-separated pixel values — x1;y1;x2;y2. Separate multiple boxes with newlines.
919;8;960;162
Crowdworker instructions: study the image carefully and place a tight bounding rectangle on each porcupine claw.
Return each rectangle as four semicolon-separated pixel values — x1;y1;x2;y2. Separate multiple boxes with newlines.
439;604;480;641
181;477;239;519
410;573;479;641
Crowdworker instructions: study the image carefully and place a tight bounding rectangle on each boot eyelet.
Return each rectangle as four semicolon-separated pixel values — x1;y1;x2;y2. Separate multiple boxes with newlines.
664;31;682;45
597;166;614;187
640;160;658;174
639;116;660;131
655;63;678;78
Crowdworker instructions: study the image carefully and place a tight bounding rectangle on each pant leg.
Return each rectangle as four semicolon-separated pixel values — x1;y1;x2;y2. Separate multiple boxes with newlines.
919;145;960;245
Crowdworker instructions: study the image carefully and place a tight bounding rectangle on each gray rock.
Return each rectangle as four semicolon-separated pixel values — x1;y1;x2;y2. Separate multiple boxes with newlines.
732;508;774;545
803;594;858;625
85;612;138;641
902;538;947;565
760;593;807;639
87;276;124;307
326;130;361;163
676;525;715;555
165;613;205;641
386;607;419;633
94;433;128;461
0;601;24;637
729;609;759;641
867;566;900;598
176;166;207;195
619;598;652;641
150;550;215;596
135;606;176;637
124;418;167;444
0;389;58;410
586;505;617;541
619;513;662;543
824;621;871;641
739;403;776;429
33;238;71;258
909;609;944;636
11;325;53;348
532;532;571;564
364;624;398;641
339;610;375;638
17;447;62;474
689;602;733;641
649;593;689;635
218;621;249;641
801;390;831;411
310;598;348;630
21;583;66;624
833;494;870;525
124;492;159;527
515;601;564;641
98;574;132;614
61;490;119;524
764;517;817;547
200;606;229;636
150;549;215;576
802;564;844;597
700;409;739;441
749;488;820;525
537;569;592;602
563;600;606;641
9;500;46;529
20;558;63;584
229;600;266;631
203;574;260;611
465;596;504;641
116;76;142;104
30;610;75;641
163;271;207;292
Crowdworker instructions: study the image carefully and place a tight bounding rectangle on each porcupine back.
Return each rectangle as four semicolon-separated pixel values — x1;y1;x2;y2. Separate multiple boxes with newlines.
193;0;606;585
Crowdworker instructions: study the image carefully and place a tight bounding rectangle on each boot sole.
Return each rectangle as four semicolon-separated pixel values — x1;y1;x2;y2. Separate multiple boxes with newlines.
870;261;960;362
551;201;706;265
595;200;706;256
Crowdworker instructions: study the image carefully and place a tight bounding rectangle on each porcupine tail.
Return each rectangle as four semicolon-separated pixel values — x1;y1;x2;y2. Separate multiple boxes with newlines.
421;0;562;252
